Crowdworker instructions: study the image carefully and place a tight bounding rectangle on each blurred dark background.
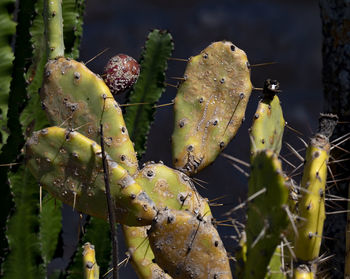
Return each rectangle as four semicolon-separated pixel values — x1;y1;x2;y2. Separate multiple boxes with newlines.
49;0;324;277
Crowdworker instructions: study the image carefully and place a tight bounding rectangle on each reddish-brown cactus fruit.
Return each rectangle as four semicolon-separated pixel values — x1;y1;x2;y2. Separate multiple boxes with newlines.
103;54;140;95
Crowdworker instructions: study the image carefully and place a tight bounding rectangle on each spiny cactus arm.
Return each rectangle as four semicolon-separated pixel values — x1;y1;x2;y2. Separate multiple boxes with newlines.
123;163;211;278
293;114;337;263
39;196;62;266
0;0;16;147
148;208;232;279
172;41;252;175
250;79;285;156
62;0;85;59
2;168;45;278
44;0;64;59
67;218;111;278
243;150;289;279
25;126;157;226
124;29;174;157
40;57;138;175
83;243;99;279
293;136;329;261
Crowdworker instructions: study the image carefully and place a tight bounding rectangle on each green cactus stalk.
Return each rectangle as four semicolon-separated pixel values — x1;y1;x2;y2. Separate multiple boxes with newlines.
44;0;65;59
25;126;157;226
0;0;16;148
172;41;252;175
243;150;289;279
293;114;338;275
124;29;174;158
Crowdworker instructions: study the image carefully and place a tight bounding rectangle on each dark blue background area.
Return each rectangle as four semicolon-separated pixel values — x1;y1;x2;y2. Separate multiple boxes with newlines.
49;0;324;277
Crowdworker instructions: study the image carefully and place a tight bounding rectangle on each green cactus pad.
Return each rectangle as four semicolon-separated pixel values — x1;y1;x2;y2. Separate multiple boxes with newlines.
25;126;156;226
123;163;211;279
294;134;330;261
265;246;286;279
148;208;232;279
172;41;252;174
244;150;289;279
40;57;138;175
250;79;285;156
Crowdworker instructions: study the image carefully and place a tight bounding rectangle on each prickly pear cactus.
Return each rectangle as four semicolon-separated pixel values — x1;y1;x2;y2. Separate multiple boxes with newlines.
250;79;285;155
25;126;156;226
244;150;289;279
172;41;252;174
148;208;232;279
293;265;314;279
40;57;138;175
123;163;211;278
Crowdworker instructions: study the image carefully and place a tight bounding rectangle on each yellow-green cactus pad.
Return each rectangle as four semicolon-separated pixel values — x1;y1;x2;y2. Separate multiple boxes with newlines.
294;134;330;261
40;58;138;175
123;163;211;279
25;126;156;226
172;41;252;174
250;79;285;156
148;208;232;279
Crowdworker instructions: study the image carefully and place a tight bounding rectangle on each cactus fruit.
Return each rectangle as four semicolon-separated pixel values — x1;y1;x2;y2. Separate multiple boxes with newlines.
25;126;156;226
123;163;211;278
294;114;338;263
250;79;285;156
40;57;138;175
244;150;289;279
83;243;99;279
103;54;140;95
148;208;232;279
172;41;252;174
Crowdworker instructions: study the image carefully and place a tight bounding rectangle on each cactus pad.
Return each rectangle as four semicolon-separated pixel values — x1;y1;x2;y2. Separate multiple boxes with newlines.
148;208;232;279
294;134;330;261
123;163;211;278
25;126;156;226
40;57;138;175
250;79;285;156
244;150;289;279
172;41;252;174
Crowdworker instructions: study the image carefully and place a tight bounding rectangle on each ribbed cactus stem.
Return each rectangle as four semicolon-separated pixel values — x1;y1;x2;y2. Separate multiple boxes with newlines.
44;0;64;59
